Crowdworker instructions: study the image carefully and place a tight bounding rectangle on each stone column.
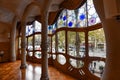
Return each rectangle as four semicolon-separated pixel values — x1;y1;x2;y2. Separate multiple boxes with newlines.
10;17;17;62
40;12;49;80
40;1;52;80
93;0;120;80
20;22;27;69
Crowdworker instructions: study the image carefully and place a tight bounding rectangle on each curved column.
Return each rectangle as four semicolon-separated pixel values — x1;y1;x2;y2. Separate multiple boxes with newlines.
40;0;52;80
102;18;120;80
10;17;17;62
93;0;120;80
40;12;49;80
20;22;27;69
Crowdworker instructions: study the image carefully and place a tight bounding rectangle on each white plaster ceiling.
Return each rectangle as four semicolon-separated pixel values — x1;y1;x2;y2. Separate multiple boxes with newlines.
0;0;64;24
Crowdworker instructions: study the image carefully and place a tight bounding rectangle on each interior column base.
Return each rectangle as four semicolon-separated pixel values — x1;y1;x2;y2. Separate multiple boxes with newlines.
20;64;27;69
40;76;49;80
10;57;16;62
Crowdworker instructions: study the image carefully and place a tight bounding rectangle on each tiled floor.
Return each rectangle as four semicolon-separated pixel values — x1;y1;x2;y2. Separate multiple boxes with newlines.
0;61;76;80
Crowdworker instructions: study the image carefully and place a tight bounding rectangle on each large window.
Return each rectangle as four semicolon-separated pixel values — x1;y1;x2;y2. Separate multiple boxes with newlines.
21;0;106;79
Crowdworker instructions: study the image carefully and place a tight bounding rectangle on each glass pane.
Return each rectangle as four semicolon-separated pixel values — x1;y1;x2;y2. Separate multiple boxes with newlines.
87;0;101;26
68;31;76;56
57;10;67;28
28;36;33;51
35;21;41;32
58;31;65;53
88;28;106;58
68;31;85;58
57;54;66;65
52;35;55;53
35;51;41;59
89;61;105;77
48;24;56;34
67;10;76;28
19;37;21;49
78;3;87;27
70;58;84;68
26;25;34;36
35;34;41;50
79;32;85;57
47;36;51;52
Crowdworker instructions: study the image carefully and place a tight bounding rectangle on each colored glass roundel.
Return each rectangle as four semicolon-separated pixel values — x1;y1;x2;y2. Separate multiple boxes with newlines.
52;30;55;33
60;15;62;19
63;16;67;21
87;0;101;26
80;14;86;20
89;17;96;25
48;26;52;30
68;21;73;27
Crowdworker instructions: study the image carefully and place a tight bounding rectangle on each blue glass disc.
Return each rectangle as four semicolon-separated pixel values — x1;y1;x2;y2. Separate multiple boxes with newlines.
79;14;85;20
68;21;73;27
63;16;67;21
